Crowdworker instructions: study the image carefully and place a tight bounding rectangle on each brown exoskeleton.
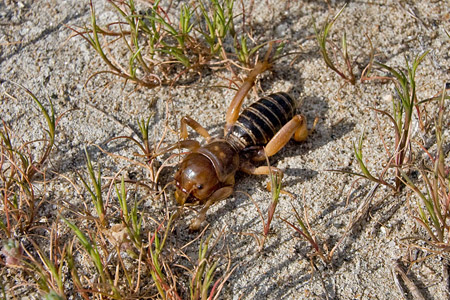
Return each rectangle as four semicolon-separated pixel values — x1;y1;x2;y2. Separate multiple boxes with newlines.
169;60;309;231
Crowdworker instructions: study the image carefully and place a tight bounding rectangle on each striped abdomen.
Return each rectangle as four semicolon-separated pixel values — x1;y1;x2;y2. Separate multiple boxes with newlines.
225;92;296;151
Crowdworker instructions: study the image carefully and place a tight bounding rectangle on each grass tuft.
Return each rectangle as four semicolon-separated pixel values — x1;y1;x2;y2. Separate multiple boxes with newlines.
1;85;61;236
281;197;335;265
313;4;356;85
70;0;279;89
400;84;450;252
376;51;429;189
343;52;429;192
78;147;107;226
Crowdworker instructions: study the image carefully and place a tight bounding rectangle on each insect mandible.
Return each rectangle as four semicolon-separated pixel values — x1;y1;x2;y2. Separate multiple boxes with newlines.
167;59;309;231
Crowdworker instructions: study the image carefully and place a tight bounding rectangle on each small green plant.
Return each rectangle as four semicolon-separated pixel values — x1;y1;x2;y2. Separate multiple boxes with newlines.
115;175;143;250
198;0;235;56
245;157;285;250
313;4;356;85
350;130;396;191
264;170;282;238
282;201;335;265
348;52;428;191
146;215;178;299
400;84;450;251
145;214;233;300
78;148;107;227
71;0;275;89
0;85;61;236
2;224;68;299
107;114;160;178
62;216;120;298
43;291;65;300
23;229;67;298
377;51;429;189
189;234;223;300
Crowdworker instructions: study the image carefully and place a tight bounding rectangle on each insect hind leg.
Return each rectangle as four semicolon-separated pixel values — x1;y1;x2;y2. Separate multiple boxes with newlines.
224;46;274;135
264;114;308;157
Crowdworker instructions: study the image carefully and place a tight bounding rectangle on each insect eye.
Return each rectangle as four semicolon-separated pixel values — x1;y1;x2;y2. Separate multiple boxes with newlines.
197;184;203;190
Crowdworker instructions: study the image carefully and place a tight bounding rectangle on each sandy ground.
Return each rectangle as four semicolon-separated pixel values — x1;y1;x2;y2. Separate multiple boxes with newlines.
1;0;450;299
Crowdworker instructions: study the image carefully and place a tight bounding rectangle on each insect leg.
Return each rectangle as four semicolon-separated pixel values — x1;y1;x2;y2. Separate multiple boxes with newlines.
189;186;234;231
240;160;283;178
240;160;293;196
180;116;211;141
224;48;273;135
154;140;201;157
264;114;308;157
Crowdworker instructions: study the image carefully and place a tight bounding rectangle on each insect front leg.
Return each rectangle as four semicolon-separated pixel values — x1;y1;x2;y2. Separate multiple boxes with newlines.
154;140;201;157
240;160;283;179
240;160;293;197
154;116;211;157
189;186;234;231
240;161;286;195
180;116;211;142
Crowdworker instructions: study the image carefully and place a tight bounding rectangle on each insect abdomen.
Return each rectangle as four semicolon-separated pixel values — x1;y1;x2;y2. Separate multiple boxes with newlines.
226;92;296;151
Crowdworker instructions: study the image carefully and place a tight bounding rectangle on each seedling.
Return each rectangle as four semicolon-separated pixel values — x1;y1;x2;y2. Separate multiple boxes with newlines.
18;85;58;180
1;85;62;236
115;175;142;249
107;114;158;168
346;52;429;192
314;4;356;85
1;220;76;299
242;152;285;250
22;229;66;298
264;170;282;238
189;234;219;300
147;215;181;299
78;148;107;226
400;84;450;250
62;216;121;298
376;51;429;189
71;0;277;89
282;201;334;265
349;130;396;191
62;218;107;281
145;215;232;300
198;0;235;56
